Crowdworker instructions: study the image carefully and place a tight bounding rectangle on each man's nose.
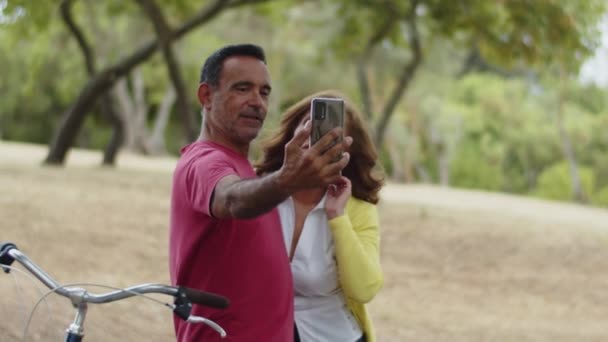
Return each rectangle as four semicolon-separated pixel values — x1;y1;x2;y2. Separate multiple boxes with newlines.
248;91;266;109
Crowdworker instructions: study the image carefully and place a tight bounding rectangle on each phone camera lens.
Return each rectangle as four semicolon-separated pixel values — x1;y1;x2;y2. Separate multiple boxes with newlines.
314;102;326;120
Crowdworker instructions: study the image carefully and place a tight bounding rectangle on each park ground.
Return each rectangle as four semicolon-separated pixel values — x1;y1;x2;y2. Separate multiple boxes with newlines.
1;141;608;341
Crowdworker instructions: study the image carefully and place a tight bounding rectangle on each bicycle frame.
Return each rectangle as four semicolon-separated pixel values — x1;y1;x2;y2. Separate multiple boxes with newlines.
0;242;229;341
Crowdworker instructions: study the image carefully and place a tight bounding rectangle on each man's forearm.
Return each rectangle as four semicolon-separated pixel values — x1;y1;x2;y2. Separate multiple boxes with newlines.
223;171;291;219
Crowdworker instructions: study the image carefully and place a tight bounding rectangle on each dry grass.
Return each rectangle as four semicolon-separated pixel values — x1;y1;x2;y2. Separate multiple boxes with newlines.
1;141;608;341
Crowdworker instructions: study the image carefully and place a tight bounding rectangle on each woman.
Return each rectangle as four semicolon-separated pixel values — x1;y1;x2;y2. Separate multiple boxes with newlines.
256;90;385;342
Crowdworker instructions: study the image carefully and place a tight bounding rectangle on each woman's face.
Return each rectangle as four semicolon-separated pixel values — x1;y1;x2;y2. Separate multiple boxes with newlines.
298;111;311;149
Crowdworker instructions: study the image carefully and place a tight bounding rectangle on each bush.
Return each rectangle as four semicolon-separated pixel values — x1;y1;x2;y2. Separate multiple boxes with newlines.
533;162;595;201
450;142;504;191
592;186;608;208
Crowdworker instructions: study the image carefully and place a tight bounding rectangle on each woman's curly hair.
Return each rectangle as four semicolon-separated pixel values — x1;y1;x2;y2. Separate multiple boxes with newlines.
255;90;384;204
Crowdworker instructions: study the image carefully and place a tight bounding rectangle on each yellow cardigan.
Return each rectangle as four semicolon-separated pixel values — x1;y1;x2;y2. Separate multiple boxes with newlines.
328;197;384;342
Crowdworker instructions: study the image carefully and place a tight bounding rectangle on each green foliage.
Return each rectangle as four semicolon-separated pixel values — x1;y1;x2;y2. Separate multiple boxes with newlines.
378;144;394;178
405;68;608;203
533;162;595;202
0;20;86;143
592;186;608;208
563;83;608;115
326;0;606;73
1;0;607;210
79;115;112;150
477;0;605;71
2;0;62;34
450;141;504;191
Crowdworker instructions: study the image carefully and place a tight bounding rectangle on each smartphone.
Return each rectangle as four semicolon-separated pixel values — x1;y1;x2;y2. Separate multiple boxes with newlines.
310;97;345;155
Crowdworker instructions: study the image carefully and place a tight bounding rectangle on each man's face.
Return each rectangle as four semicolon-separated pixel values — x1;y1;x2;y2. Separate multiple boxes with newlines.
199;56;272;147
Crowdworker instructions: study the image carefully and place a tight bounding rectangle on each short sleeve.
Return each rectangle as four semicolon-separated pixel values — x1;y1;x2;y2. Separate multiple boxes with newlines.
185;152;237;215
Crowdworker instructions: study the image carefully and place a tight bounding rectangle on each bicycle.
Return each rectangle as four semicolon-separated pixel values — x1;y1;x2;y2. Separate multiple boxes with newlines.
0;241;229;341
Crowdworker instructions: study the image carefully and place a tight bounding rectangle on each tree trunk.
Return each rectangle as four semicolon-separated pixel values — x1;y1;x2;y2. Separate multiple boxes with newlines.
59;0;124;166
85;0;129;165
112;70;150;152
113;77;137;149
556;110;585;202
132;70;150;152
414;161;431;183
45;0;248;165
355;14;397;122
437;142;450;186
402;109;418;183
102;98;125;165
386;133;404;181
147;85;177;155
356;59;374;121
137;0;198;143
555;68;585;203
373;0;422;149
46;66;127;164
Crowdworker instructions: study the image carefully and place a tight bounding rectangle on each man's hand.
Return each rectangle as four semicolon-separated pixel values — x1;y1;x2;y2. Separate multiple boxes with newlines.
277;119;352;193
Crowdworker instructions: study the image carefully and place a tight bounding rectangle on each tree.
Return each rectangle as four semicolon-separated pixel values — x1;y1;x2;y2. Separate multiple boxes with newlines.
554;67;586;203
136;0;198;144
44;0;276;165
1;0;273;165
0;4;85;145
59;0;124;165
326;0;607;151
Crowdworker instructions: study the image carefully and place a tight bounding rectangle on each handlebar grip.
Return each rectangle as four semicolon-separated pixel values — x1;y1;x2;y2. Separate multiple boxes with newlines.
180;287;230;309
0;242;18;273
0;242;17;255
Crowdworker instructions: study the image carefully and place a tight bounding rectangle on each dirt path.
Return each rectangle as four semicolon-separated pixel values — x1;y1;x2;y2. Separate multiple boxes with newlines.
382;183;608;230
2;141;608;341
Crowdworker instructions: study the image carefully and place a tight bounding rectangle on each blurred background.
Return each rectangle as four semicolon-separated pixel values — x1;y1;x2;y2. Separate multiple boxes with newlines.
1;0;607;206
2;1;608;341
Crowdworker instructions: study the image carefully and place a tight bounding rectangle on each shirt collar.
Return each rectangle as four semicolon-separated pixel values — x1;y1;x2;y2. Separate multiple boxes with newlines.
311;191;328;212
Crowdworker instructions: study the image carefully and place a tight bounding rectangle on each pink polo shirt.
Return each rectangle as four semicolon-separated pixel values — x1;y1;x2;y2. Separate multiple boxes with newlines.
169;140;293;342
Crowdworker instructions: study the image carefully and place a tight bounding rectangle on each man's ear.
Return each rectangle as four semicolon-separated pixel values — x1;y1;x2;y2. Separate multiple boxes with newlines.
197;83;212;112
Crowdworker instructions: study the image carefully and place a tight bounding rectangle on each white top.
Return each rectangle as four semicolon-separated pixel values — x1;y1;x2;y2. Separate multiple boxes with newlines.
278;195;363;342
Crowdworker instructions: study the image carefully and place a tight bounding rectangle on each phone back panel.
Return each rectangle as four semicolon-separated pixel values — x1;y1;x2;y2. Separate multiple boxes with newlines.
310;97;345;146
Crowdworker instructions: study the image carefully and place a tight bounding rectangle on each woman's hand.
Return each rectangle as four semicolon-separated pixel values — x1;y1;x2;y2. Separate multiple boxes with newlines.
325;176;351;219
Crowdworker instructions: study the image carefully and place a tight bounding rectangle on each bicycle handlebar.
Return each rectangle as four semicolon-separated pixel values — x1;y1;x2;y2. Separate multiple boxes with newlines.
0;242;228;309
180;286;229;309
0;241;230;341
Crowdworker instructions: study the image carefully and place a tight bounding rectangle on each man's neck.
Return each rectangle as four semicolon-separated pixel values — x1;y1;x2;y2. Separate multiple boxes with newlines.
199;128;249;157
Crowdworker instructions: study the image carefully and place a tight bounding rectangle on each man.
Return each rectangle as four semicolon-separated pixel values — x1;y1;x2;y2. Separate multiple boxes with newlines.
169;44;351;341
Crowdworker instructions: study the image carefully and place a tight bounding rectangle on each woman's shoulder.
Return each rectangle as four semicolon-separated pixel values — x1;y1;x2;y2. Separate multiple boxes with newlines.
347;196;376;208
346;197;378;217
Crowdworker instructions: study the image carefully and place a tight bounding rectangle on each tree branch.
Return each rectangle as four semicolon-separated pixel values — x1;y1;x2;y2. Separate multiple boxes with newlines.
46;0;268;164
375;0;422;148
59;0;125;165
227;0;276;8
458;42;525;78
136;0;198;141
59;0;95;74
357;16;398;120
175;0;274;37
